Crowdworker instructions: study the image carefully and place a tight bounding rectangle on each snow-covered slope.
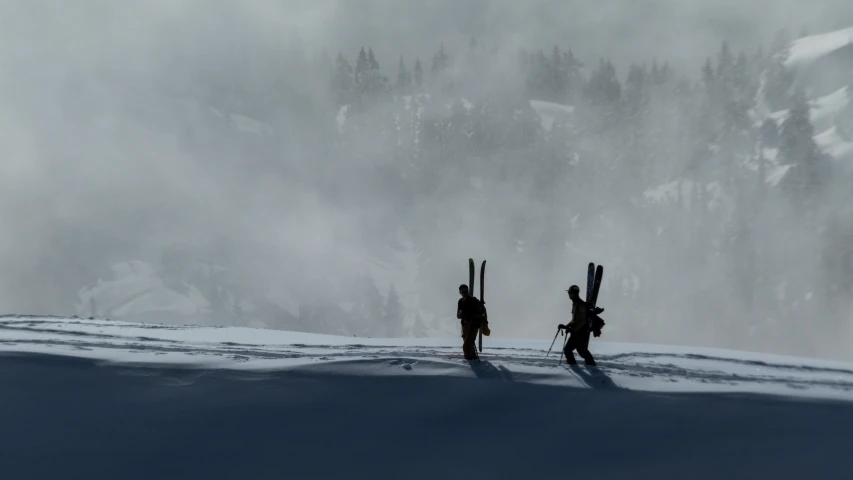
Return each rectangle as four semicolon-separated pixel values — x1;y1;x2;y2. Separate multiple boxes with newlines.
777;26;853;164
784;26;853;69
77;260;299;330
77;261;210;322
643;178;728;212
1;316;852;479
815;125;853;160
530;99;575;132
768;85;851;133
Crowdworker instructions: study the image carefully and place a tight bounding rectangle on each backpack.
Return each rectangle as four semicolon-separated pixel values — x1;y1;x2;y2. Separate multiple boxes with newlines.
590;308;605;337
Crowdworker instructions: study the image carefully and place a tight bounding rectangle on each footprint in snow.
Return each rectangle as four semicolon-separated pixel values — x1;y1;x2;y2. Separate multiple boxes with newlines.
388;358;417;370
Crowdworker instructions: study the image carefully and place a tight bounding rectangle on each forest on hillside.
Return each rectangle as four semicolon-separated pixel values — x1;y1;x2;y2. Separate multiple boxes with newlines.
14;20;853;359
260;27;852;356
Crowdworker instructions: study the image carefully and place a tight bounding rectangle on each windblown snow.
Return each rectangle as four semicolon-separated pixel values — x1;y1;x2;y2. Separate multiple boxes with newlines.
530;100;575;132
768;85;851;133
1;316;852;479
784;25;853;69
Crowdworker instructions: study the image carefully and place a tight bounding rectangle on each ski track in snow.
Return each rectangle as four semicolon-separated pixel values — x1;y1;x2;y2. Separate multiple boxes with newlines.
3;315;853;479
2;315;853;400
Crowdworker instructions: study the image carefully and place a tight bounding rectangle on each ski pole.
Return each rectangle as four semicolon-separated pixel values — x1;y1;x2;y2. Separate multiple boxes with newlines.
545;328;561;357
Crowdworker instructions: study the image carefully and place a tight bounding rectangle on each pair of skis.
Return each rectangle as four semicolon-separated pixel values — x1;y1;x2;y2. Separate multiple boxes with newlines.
469;258;486;353
586;262;603;330
585;262;608;338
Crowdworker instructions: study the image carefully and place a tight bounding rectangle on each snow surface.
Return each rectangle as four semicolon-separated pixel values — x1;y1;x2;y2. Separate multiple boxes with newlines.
784;26;853;69
530;99;575;132
1;315;853;478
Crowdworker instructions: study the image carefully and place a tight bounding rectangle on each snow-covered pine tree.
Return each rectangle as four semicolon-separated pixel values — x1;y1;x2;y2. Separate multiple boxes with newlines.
383;284;404;338
412;311;428;338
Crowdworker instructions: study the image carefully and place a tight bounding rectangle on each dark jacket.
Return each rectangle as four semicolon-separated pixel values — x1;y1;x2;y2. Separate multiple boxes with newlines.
457;295;485;324
567;298;590;333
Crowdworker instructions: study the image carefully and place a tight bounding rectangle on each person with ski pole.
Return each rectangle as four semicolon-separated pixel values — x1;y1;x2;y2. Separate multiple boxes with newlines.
457;283;486;360
558;285;598;366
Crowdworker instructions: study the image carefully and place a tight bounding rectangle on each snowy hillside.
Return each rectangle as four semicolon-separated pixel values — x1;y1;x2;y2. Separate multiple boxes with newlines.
784;26;853;69
647;25;853;214
1;316;852;478
529;99;575;131
77;261;210;322
779;26;853;163
77;260;299;330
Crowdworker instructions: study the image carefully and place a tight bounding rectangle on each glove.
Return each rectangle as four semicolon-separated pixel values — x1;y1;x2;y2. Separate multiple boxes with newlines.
593;307;605;315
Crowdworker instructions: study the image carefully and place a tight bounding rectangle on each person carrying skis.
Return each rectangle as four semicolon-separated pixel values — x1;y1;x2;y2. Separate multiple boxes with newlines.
457;284;486;360
558;285;597;366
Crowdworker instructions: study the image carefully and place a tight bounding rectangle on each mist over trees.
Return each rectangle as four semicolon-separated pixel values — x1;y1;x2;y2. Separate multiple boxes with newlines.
4;7;853;360
281;30;852;358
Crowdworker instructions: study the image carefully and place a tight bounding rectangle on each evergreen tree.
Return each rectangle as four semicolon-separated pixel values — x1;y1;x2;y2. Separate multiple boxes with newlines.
701;57;715;87
355;47;369;82
778;88;824;207
585;59;621;107
764;29;794;111
431;44;450;77
396;56;411;94
549;45;565;101
383;284;404;337
412;311;428;337
358;279;385;336
353;47;370;109
623;63;648;117
351;47;387;110
333;52;354;106
716;41;734;85
562;48;584;104
525;49;550;101
413;58;424;90
582;59;622;135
